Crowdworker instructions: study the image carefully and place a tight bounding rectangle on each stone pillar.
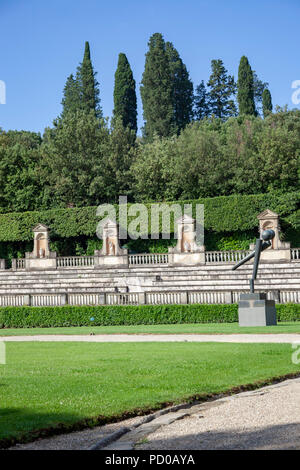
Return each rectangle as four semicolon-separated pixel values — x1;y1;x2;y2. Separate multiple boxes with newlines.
168;214;205;266
0;259;5;270
94;219;128;268
25;224;57;270
250;210;291;263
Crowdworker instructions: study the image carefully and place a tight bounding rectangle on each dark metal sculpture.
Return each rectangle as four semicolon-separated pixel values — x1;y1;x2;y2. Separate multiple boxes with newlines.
232;229;275;293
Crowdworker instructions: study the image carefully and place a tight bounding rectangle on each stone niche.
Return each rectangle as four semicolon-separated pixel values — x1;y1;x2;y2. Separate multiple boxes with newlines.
94;219;128;268
168;214;205;266
25;224;57;270
250;210;291;262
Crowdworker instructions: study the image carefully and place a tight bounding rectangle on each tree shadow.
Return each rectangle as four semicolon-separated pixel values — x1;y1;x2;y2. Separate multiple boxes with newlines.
139;422;300;450
0;407;109;449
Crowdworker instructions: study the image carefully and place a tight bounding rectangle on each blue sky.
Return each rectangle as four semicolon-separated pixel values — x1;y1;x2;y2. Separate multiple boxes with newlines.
0;0;299;134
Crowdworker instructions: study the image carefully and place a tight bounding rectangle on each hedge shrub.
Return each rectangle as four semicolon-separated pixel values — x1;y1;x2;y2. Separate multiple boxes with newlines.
0;191;298;242
0;303;299;328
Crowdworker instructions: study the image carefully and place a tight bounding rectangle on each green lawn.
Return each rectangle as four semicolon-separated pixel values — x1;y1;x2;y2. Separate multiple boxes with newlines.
0;341;299;446
0;322;300;336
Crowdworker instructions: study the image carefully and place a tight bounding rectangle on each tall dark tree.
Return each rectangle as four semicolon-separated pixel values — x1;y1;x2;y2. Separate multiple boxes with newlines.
194;80;210;120
140;33;174;140
253;72;268;113
61;74;81;118
76;41;102;117
113;53;137;132
237;56;256;116
165;42;193;133
207;59;237;119
262;89;273;118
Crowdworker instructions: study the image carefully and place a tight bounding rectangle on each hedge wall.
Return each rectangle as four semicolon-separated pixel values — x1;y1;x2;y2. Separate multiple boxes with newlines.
0;303;299;328
0;191;298;242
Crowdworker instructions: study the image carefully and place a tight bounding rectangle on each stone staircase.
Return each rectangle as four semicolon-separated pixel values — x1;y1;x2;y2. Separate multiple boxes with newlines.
0;262;299;297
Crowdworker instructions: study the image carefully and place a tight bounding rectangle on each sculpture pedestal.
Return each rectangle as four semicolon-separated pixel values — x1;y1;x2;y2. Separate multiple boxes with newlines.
238;293;277;327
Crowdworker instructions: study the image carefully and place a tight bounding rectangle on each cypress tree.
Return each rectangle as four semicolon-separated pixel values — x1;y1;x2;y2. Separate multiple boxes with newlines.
77;41;102;117
194;80;210;120
237;56;256;116
140;33;174;140
165;42;193;133
61;74;81;118
113;53;137;132
262;89;273;118
207;59;237;119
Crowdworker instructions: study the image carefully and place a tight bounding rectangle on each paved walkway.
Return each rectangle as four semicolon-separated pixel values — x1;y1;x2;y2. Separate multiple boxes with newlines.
2;333;300;343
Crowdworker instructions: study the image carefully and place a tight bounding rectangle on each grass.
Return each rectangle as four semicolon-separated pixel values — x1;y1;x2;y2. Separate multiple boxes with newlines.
0;322;300;336
0;341;299;446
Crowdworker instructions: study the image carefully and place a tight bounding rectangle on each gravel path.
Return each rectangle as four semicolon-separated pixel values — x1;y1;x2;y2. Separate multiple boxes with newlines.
9;415;144;451
137;378;300;450
9;377;300;450
1;333;300;343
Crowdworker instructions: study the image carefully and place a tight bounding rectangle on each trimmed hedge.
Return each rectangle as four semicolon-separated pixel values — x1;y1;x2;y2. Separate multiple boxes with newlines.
0;303;299;328
0;191;298;242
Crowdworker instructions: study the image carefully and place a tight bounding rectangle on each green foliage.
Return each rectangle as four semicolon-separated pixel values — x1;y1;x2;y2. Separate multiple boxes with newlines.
204;230;257;251
61;74;81;118
100;117;137;202
76;41;102;117
253;72;269;114
113;53;137;132
140;33;174;139
262;89;273;118
0;303;299;328
0;190;298;244
0;304;239;328
207;59;237;119
165;42;194;133
237;56;256;116
0;130;43;212
40;110;110;207
194;81;210;120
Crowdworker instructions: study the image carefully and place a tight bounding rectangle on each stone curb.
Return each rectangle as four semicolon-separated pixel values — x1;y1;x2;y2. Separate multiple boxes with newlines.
88;427;131;450
88;402;194;451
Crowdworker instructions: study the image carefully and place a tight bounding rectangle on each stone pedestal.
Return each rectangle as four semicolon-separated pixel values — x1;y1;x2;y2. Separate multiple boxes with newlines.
250;210;291;263
25;224;57;270
238;293;277;327
94;254;128;268
168;251;205;266
169;214;205;266
94;219;128;268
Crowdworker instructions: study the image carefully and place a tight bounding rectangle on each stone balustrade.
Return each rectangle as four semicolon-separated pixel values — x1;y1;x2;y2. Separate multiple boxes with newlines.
0;289;299;307
205;250;251;264
7;248;300;271
128;253;169;266
57;256;95;268
291;248;300;261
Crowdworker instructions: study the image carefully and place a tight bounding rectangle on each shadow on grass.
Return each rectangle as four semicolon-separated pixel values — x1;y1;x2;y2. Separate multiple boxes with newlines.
2;371;300;449
0;407;110;449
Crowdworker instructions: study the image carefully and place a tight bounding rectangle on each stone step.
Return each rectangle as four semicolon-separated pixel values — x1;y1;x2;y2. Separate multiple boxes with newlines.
1;266;300;280
0;262;299;276
0;272;299;286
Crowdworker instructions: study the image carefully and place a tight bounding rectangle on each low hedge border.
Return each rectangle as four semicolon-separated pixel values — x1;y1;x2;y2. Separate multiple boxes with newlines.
0;303;299;328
